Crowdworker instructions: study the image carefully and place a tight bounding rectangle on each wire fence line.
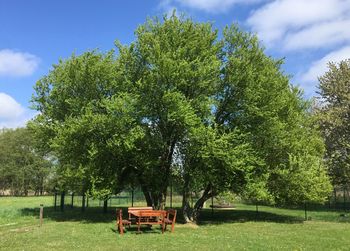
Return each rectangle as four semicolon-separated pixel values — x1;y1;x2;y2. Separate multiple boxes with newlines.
51;186;350;219
52;188;185;210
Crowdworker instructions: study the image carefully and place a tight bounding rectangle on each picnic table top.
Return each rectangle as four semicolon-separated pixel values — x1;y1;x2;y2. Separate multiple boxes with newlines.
129;210;167;217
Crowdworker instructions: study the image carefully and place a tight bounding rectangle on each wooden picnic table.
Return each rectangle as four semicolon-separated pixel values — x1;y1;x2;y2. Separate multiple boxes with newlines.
129;209;167;233
128;206;153;221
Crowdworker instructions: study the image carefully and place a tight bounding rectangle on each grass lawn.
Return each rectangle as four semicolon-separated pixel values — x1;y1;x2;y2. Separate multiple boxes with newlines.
1;196;350;250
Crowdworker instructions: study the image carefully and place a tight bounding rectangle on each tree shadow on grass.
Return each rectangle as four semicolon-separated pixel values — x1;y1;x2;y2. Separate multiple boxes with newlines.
20;206;172;234
20;206;121;224
276;203;350;213
20;206;304;226
197;208;304;225
110;226;166;235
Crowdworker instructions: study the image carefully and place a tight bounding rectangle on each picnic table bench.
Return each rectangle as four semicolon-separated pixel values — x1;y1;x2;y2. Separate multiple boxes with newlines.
117;207;177;234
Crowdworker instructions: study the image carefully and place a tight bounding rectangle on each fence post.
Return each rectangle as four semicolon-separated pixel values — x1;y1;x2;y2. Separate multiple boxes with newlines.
304;201;307;221
40;204;43;227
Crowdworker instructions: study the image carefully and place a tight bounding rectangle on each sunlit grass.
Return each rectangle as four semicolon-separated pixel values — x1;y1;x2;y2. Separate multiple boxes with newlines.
1;196;350;250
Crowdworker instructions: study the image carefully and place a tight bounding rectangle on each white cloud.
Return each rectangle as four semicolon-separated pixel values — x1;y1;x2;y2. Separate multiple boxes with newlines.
300;46;350;83
0;49;40;77
0;92;36;129
160;0;261;13
0;93;24;119
247;0;350;50
246;0;350;97
284;19;350;51
0;114;34;129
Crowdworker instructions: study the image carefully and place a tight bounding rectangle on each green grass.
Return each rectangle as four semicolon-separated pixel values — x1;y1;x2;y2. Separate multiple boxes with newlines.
1;196;350;250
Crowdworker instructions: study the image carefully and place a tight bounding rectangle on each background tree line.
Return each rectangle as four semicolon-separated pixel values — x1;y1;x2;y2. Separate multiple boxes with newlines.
0;128;54;195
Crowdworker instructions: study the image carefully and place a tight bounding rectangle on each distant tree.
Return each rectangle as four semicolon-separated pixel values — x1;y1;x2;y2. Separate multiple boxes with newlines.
0;128;52;195
316;59;350;187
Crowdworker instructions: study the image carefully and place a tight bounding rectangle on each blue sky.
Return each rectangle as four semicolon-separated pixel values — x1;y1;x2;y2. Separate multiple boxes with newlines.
1;0;350;128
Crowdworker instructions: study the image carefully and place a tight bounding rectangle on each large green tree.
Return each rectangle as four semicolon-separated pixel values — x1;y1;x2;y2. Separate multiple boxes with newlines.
316;59;350;187
31;14;331;221
31;15;223;208
120;15;223;208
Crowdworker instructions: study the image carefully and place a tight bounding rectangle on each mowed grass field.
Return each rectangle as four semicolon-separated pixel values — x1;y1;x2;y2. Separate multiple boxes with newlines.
1;196;350;250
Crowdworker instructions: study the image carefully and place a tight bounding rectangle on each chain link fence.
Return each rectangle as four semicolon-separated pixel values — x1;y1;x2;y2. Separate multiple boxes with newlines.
51;186;350;223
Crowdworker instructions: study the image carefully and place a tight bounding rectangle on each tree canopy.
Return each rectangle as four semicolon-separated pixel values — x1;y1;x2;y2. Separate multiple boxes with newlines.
30;14;331;222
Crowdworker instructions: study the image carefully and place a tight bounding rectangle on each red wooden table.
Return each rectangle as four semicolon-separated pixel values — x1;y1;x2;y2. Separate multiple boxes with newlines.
129;210;167;233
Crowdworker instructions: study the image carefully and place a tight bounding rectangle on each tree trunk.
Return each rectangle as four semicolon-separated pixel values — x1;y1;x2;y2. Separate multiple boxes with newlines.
40;177;44;195
150;191;162;209
71;192;74;208
139;181;169;209
81;193;86;212
103;199;108;213
192;185;213;222
60;191;65;212
54;192;57;211
139;179;154;207
158;139;176;209
182;174;193;222
24;182;28;196
134;137;176;209
181;183;214;223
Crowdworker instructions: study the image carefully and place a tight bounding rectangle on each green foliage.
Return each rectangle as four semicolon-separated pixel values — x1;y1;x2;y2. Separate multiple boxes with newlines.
215;25;331;204
182;125;263;199
0;128;53;195
316;59;350;187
